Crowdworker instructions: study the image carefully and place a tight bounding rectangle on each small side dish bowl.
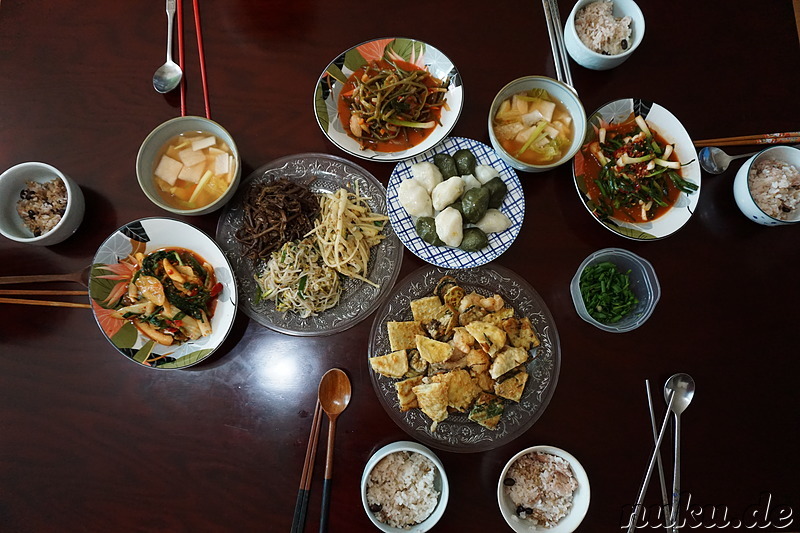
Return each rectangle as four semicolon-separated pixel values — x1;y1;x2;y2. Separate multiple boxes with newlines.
498;445;590;533
733;145;800;226
136;116;241;216
361;441;449;532
0;161;85;246
564;0;645;71
570;247;660;333
314;37;463;163
488;76;586;173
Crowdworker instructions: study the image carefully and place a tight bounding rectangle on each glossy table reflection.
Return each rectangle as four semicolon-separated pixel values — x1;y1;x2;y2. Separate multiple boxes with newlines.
1;1;799;531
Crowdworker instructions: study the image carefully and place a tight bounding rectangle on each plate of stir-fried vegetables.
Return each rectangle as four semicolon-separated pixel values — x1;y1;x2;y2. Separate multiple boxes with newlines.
573;98;701;240
89;217;237;369
314;37;464;162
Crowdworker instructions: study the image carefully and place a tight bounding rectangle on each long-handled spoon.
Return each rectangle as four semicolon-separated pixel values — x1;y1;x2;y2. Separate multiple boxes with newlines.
664;373;695;532
318;368;352;533
153;0;183;93
698;147;758;174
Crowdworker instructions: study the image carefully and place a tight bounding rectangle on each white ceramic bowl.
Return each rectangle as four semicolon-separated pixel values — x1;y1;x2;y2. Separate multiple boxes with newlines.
136;116;241;216
488;76;587;173
498;445;590;533
564;0;645;70
361;441;449;532
570;247;660;333
733;145;800;226
0;162;85;246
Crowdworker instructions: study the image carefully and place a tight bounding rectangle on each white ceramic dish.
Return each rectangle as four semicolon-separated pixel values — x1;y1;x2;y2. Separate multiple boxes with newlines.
387;137;524;269
488;76;587;173
733;145;800;226
564;0;645;70
0;162;84;246
573;98;701;240
570;247;660;332
498;445;590;533
136;115;241;216
89;217;237;369
361;441;449;532
314;37;463;163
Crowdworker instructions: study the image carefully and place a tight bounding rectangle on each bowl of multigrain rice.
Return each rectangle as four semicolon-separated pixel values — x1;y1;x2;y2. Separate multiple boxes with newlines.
564;0;644;70
733;145;800;226
498;445;590;533
361;441;449;532
0;162;85;246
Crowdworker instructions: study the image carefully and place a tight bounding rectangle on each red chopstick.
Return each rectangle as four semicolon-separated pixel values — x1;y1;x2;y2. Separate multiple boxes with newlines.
177;0;186;116
192;0;211;120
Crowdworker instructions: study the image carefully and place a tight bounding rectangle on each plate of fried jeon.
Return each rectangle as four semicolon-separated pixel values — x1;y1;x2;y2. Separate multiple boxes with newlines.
367;264;561;452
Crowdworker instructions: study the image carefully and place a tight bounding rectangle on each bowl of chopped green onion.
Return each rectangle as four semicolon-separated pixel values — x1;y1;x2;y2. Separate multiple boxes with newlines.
570;248;660;332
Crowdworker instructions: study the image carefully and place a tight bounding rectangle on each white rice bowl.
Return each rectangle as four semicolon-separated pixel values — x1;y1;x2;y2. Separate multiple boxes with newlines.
361;441;449;532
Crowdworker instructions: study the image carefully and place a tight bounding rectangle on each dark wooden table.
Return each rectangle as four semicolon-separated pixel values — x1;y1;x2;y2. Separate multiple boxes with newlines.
1;1;798;531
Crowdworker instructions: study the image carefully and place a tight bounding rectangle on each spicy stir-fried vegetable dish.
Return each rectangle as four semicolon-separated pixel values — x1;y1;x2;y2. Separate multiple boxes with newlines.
583;115;698;222
111;248;222;346
339;59;449;152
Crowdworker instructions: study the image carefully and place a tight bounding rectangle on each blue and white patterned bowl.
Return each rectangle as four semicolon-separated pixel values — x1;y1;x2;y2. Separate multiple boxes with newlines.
733;145;800;226
387;136;524;269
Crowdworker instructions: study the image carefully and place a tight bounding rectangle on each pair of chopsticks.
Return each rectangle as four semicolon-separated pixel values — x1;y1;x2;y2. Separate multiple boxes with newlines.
694;131;800;147
542;0;574;89
291;400;323;533
0;289;90;309
176;0;211;119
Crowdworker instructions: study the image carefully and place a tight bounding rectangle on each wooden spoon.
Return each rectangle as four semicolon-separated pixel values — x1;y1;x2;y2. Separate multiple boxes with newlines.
318;368;352;533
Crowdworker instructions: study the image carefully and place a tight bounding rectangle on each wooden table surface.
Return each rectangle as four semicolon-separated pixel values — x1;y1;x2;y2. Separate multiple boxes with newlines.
1;1;798;531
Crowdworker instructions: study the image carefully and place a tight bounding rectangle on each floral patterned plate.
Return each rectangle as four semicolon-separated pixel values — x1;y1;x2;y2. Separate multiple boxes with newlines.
314;37;464;162
367;264;561;453
573;98;702;240
89;218;237;369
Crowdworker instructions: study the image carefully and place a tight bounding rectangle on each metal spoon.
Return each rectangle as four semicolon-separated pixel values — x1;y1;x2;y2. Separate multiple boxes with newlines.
698;147;758;174
152;0;183;93
664;373;695;532
318;368;352;533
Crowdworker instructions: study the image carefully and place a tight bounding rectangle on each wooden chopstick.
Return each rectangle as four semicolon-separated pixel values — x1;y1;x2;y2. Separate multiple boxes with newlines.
290;400;323;533
0;297;91;309
694;132;800;147
0;290;87;296
192;0;211;120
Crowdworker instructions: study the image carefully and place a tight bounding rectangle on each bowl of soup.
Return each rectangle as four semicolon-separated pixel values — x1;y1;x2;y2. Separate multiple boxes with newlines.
488;76;586;173
136;116;241;216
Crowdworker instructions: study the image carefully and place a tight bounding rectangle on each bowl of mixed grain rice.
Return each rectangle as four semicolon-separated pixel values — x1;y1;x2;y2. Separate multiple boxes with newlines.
733;145;800;226
361;441;449;532
0;162;85;246
498;445;590;532
564;0;644;70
